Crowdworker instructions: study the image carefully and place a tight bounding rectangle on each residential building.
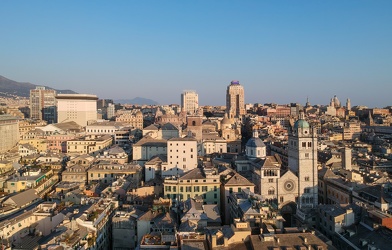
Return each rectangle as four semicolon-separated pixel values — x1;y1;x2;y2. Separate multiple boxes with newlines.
68;154;95;167
145;154;166;182
96;145;128;164
163;137;198;176
62;164;90;184
343;121;361;140
112;210;143;250
0;202;64;248
56;93;98;126
206;220;251;249
18;143;39;157
201;133;227;155
132;136;167;166
86;121;128;135
46;134;76;153
222;172;255;224
87;162;141;185
75;198;118;250
137;211;177;246
116;110;143;129
317;205;355;239
163;167;220;205
228;189;269;230
66;134;113;155
18;119;47;139
30;86;57;123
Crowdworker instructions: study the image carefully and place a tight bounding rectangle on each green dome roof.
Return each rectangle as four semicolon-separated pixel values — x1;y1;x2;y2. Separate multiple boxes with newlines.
294;119;310;129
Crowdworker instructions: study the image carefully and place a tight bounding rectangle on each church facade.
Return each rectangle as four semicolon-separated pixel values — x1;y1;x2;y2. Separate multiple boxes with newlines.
248;115;318;210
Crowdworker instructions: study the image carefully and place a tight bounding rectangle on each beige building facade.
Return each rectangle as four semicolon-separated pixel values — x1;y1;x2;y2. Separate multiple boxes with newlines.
56;94;98;126
226;80;245;118
0;115;19;154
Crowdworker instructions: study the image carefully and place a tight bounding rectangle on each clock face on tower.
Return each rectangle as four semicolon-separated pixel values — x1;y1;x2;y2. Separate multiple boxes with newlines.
284;180;295;192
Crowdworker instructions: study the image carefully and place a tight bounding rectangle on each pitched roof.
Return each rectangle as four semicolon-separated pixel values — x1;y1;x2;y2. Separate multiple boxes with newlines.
161;123;178;131
106;146;126;155
319;168;337;179
168;137;197;142
4;189;40;207
133;136;167;146
54;121;82;131
144;124;160;130
146;154;167;164
180;168;205;180
225;173;254;186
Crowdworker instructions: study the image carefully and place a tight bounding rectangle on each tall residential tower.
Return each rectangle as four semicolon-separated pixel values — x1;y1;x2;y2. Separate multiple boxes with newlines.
181;90;198;114
226;80;245;118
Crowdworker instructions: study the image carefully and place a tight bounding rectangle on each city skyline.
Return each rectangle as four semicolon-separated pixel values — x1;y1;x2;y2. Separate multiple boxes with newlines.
1;1;391;107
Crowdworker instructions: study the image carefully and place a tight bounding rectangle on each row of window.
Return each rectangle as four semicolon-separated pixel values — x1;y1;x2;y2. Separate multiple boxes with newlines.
87;129;115;133
167;193;218;200
165;185;218;192
290;141;312;148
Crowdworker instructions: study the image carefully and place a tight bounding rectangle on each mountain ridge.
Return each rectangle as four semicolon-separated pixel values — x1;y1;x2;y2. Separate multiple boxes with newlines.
114;97;159;105
0;75;77;97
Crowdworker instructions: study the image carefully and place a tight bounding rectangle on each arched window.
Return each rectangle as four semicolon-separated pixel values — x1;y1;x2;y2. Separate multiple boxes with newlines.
268;188;275;195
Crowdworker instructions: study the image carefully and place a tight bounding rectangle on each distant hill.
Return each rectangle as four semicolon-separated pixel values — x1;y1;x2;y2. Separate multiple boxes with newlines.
115;97;158;105
0;75;77;97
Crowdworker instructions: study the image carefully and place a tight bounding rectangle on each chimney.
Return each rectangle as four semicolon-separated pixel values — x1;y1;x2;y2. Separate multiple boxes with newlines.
304;237;308;243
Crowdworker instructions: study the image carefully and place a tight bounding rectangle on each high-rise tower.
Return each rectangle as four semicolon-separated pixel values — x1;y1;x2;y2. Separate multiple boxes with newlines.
29;86;57;123
181;90;198;114
287;112;318;209
346;98;351;111
226;80;245;118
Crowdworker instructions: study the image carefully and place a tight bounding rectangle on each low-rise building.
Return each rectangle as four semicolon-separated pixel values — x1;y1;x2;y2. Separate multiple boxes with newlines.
87;162;141;185
96;145;128;164
66;134;113;155
163;167;220;205
205;219;251;250
116;110;143;129
0;202;64;249
63;164;90;184
201;133;227;155
18;143;39;157
249;232;328;250
132;136;167;166
112;209;145;250
222;172;255;225
317;204;355;239
228;189;270;232
75;198;119;250
163;137;198;177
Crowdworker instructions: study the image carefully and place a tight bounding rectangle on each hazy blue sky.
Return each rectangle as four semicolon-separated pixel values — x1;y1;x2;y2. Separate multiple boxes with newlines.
1;1;391;107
